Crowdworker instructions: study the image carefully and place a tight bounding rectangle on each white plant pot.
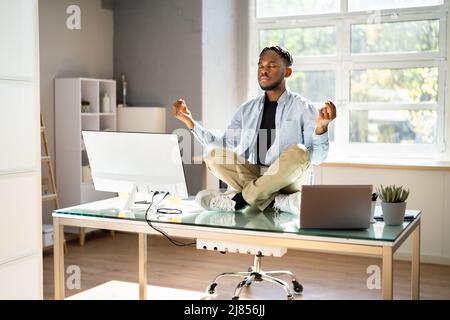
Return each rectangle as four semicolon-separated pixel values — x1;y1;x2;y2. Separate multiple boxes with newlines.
381;202;407;226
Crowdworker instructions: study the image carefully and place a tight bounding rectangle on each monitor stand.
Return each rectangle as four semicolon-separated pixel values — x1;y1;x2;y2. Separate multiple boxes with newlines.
122;184;167;212
123;184;139;212
134;200;152;205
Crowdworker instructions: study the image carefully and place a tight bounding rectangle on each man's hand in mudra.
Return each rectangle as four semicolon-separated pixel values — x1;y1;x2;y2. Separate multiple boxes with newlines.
315;100;337;135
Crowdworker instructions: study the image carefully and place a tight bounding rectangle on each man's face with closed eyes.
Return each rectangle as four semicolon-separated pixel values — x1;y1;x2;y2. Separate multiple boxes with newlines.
257;50;288;91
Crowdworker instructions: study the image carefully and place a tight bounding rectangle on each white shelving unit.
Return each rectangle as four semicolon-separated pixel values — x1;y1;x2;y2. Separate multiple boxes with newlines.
55;78;117;212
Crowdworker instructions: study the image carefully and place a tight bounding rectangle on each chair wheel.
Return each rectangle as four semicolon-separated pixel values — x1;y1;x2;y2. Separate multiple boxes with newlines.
287;294;295;300
292;280;303;294
232;296;240;300
206;283;217;295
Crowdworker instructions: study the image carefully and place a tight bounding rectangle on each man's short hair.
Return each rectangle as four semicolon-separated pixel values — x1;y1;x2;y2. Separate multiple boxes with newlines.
260;46;293;67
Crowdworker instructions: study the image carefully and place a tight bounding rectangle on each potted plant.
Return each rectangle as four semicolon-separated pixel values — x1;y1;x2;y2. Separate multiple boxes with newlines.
376;185;410;226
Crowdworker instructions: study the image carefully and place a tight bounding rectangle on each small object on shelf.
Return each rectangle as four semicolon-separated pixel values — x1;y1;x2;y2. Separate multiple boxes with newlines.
81;100;90;113
101;92;111;113
122;74;127;107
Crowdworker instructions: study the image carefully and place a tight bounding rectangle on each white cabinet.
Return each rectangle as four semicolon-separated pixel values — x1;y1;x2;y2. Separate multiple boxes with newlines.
117;106;166;133
55;78;117;208
0;0;42;299
0;174;41;263
0;255;42;299
0;0;35;80
0;81;37;174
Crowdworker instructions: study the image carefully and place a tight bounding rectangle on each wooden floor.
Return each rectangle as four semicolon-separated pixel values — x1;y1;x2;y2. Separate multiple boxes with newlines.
43;231;450;300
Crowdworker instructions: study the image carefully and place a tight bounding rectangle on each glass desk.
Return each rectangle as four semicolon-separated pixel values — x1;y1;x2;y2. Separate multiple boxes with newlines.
53;197;421;300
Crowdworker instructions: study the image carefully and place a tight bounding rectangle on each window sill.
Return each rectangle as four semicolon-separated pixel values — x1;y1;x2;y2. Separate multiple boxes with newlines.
195;155;450;171
320;157;450;171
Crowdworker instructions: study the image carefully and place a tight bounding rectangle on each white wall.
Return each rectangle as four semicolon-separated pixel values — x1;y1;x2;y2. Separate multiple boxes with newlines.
446;8;450;161
315;165;450;264
202;0;250;130
0;0;42;299
202;0;250;188
444;173;450;260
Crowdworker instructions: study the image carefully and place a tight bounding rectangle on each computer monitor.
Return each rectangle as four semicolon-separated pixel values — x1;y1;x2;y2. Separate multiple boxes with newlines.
82;131;189;209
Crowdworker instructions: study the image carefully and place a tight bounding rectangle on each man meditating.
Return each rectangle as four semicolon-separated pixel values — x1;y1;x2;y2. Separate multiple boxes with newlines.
173;46;336;214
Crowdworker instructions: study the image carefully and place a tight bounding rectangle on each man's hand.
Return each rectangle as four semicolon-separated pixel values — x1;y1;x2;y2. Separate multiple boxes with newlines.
172;98;194;130
315;100;337;135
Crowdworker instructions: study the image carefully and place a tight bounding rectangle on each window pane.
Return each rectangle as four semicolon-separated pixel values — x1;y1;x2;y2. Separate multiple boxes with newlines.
256;0;340;18
260;27;336;56
352;20;439;54
351;67;438;103
350;110;437;144
289;71;335;102
288;71;336;142
348;0;443;11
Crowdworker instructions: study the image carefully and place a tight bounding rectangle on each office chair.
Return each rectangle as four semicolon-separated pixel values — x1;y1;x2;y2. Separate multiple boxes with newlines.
205;250;303;300
206;169;304;300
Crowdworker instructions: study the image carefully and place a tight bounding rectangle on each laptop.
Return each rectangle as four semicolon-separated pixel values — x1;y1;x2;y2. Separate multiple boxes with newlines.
300;185;372;229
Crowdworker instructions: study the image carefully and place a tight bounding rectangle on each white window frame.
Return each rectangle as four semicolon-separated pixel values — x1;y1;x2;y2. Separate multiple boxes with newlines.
250;0;449;159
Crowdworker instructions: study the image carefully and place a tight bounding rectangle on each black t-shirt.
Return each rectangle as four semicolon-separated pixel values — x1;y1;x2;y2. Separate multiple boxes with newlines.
257;95;277;165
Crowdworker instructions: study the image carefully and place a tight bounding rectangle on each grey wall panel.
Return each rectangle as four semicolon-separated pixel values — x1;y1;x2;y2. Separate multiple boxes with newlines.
114;0;203;193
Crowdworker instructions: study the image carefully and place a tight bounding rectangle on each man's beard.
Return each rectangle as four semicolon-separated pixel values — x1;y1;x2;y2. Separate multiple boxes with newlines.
259;76;284;91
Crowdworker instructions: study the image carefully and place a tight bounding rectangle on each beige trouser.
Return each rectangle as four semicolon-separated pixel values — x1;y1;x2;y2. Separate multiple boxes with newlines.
203;144;312;211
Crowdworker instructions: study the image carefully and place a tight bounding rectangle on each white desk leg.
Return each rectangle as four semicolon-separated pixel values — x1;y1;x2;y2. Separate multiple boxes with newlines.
411;222;421;300
139;233;147;300
53;217;65;300
382;246;393;300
